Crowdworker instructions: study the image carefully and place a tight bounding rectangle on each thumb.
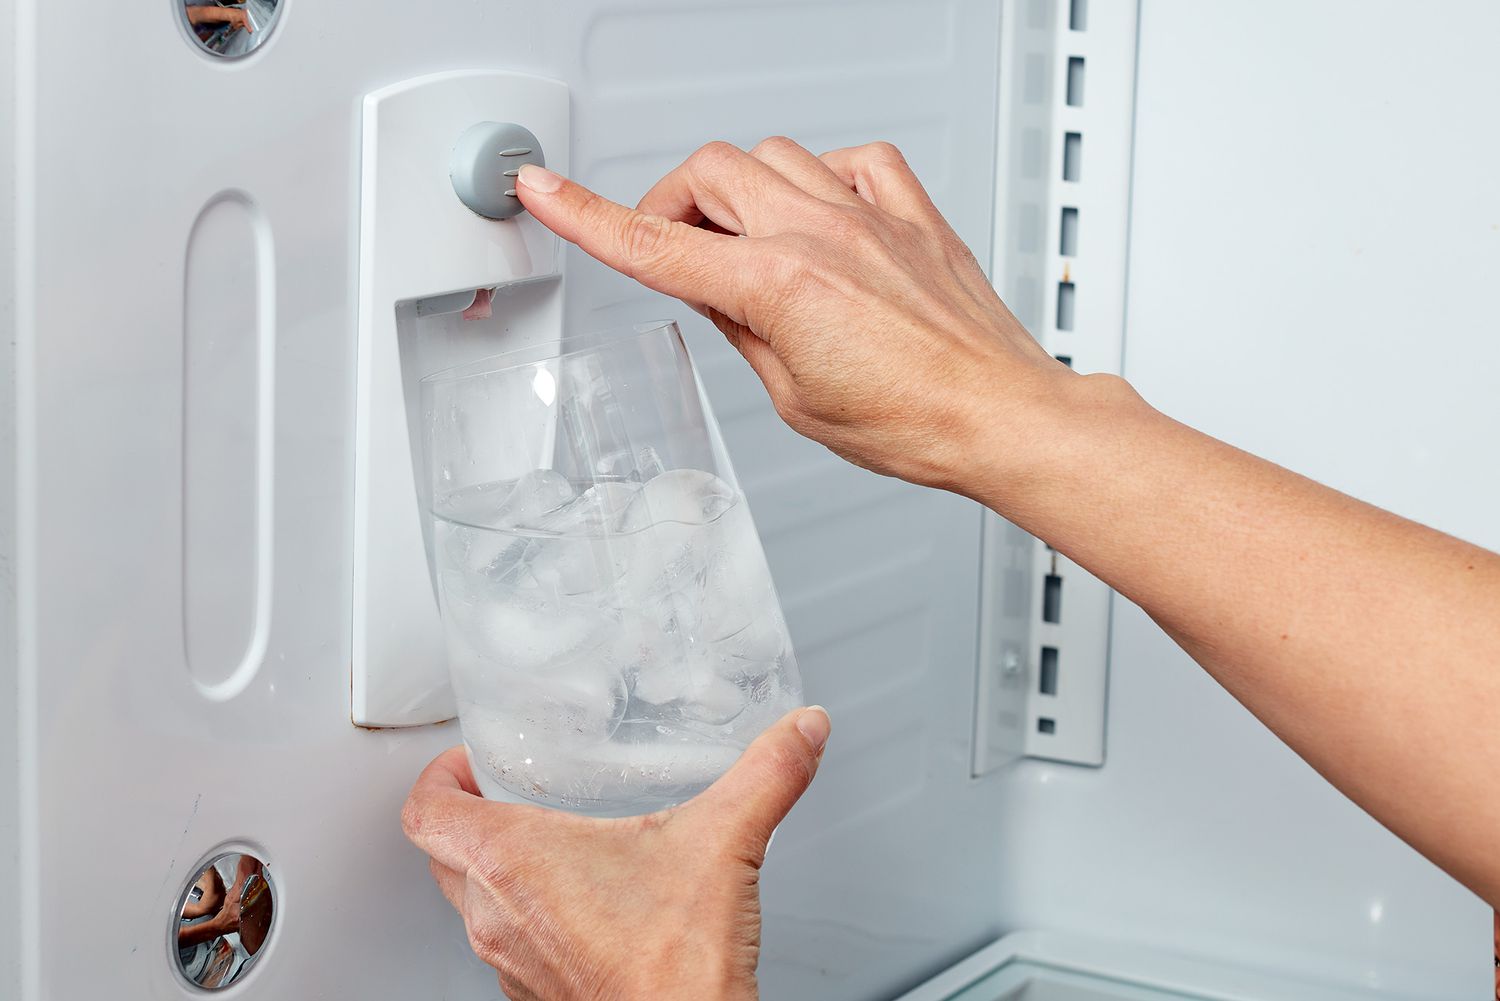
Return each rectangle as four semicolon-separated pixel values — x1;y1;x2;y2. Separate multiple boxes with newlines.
683;706;831;855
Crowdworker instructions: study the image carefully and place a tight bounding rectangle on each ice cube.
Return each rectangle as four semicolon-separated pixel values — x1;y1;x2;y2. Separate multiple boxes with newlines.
446;590;608;675
614;471;736;633
621;468;736;532
461;469;576;531
630;655;690;706
519;661;629;742
436;520;523;587
628;634;752;726
693;549;755;641
597;609;667;677
525;482;647;596
628;627;701;706
712;612;787;675
526;532;607;598
544;481;641;535
678;671;751;726
435;478;517;523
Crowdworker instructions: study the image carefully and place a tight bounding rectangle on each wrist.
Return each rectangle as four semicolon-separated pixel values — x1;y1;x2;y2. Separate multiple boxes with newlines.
642;960;754;1001
962;364;1157;528
636;938;757;1001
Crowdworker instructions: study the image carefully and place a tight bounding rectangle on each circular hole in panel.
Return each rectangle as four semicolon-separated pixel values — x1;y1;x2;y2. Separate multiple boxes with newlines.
180;1;282;59
172;850;276;990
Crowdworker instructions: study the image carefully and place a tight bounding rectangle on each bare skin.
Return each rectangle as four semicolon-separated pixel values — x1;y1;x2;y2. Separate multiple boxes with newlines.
402;708;829;1001
185;5;253;33
402;137;1500;999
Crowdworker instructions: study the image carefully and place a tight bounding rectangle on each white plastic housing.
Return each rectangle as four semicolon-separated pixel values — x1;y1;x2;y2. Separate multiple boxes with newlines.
353;70;569;727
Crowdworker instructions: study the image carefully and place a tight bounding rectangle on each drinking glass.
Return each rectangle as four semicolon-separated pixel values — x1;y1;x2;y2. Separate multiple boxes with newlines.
421;320;802;815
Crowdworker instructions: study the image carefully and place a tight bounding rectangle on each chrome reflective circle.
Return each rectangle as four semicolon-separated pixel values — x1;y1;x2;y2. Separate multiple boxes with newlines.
180;1;282;58
173;852;275;990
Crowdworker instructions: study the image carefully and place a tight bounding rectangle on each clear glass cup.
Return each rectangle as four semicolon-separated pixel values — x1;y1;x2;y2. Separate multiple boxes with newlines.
420;320;802;815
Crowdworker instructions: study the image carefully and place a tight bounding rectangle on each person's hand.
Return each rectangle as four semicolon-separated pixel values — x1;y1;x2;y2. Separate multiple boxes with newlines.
176;869;243;948
186;6;253;32
516;139;1077;499
401;707;830;1001
180;864;226;920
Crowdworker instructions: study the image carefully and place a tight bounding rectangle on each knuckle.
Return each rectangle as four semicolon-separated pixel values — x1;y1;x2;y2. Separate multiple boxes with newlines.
466;847;534;911
864;140;908;167
817;206;885;256
465;913;504;966
575;185;611;227
770;395;809;435
691;140;740;172
618;211;675;264
747;241;819;311
497;973;524;1000
399;798;424;841
768;742;815;786
751;134;800;157
755;241;804;289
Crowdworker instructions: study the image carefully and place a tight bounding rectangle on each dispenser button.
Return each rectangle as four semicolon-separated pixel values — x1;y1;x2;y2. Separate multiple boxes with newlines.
450;122;546;220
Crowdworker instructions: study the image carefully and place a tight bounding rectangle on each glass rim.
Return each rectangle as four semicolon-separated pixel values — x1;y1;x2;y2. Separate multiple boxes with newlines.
419;319;682;387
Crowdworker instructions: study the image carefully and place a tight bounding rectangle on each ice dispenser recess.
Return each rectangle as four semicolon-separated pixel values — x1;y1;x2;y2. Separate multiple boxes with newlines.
353;69;569;727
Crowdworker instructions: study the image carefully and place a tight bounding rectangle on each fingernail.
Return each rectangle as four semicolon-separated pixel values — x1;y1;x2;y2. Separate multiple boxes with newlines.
796;706;831;754
517;164;563;194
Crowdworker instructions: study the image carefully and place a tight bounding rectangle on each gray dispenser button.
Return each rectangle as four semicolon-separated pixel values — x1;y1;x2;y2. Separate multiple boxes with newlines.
449;122;545;220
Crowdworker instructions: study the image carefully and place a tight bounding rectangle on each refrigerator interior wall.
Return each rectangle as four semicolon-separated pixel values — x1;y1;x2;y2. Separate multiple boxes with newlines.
988;1;1496;998
4;1;1013;999
568;4;1011;994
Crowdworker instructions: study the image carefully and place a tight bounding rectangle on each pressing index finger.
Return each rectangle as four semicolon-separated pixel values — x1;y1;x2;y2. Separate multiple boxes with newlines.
516;165;755;322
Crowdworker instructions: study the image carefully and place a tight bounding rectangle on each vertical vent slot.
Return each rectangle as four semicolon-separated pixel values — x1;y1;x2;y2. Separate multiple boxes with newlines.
1060;206;1079;256
1063;132;1083;182
1066;57;1086;107
1043;573;1063;623
1056;282;1076;332
1039;646;1060;695
1069;0;1088;31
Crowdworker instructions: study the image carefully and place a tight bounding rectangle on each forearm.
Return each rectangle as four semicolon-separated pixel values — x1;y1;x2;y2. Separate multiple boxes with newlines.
186;6;244;28
977;370;1500;905
177;915;231;949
